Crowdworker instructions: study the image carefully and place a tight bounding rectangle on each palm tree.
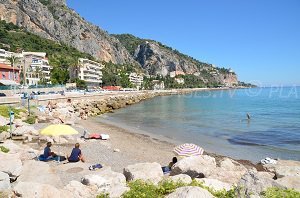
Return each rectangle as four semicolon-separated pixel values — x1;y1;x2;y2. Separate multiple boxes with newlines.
6;55;21;82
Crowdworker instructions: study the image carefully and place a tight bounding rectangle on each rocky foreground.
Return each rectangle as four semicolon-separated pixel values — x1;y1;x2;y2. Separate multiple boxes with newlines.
0;91;300;197
1;139;300;197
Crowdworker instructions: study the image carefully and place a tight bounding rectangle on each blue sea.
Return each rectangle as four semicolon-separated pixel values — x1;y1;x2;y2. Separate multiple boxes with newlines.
98;87;300;162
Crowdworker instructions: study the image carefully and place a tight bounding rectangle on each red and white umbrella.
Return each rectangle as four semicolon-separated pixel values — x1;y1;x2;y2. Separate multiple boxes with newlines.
173;143;204;157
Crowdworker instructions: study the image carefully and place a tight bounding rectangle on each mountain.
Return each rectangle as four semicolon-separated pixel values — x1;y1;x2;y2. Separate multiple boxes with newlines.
113;34;238;85
0;0;239;86
0;0;137;65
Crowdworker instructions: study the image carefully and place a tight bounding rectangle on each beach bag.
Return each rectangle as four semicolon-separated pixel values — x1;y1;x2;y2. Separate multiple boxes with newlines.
89;164;103;170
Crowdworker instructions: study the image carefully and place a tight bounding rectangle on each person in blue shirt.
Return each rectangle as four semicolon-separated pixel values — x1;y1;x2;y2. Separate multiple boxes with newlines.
43;142;56;160
68;143;85;162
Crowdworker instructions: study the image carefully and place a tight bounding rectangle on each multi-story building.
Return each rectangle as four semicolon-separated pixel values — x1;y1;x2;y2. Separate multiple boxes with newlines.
22;52;52;85
77;58;104;88
0;63;20;85
175;78;185;84
170;70;185;78
129;72;143;90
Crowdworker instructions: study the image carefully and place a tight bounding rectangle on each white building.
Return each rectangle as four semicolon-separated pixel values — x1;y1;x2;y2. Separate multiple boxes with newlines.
22;52;52;85
78;58;104;87
152;80;165;90
129;72;143;89
175;78;185;84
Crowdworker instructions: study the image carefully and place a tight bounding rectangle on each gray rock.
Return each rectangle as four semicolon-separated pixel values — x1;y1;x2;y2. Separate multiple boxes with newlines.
63;180;97;198
82;167;128;198
12;125;38;136
14;182;64;198
0;153;22;177
0;132;10;141
263;160;300;180
18;160;63;188
0;171;10;190
165;186;214;198
123;162;164;184
275;176;300;191
237;170;283;197
168;174;192;185
196;178;232;191
170;155;216;178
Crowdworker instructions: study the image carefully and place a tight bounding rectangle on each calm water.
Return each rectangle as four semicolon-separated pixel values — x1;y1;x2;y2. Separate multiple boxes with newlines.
99;87;300;162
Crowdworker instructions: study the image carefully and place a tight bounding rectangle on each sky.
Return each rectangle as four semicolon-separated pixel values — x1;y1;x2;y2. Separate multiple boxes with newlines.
67;0;300;86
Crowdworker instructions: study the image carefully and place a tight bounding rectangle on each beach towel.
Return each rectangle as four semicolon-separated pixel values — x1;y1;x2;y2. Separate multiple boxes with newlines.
162;166;171;174
89;164;103;170
260;157;277;165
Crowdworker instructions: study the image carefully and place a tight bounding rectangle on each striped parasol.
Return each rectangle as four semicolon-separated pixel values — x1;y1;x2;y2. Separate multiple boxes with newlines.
173;143;204;157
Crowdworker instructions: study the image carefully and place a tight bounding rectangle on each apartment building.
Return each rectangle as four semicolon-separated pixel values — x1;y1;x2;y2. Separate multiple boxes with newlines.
77;58;104;87
170;70;185;78
0;63;20;85
129;72;143;89
22;52;52;85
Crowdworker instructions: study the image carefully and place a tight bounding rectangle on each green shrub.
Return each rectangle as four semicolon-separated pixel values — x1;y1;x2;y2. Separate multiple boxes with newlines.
24;115;37;124
96;193;109;198
0;105;25;118
262;187;300;198
0;125;9;133
121;179;237;198
0;146;10;153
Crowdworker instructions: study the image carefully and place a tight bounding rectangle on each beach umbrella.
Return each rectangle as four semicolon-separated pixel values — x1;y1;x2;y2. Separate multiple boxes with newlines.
40;124;79;162
40;124;79;136
173;143;204;157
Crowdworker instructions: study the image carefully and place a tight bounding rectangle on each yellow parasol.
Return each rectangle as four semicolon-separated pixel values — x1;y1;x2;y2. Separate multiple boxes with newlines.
40;124;79;162
40;124;79;136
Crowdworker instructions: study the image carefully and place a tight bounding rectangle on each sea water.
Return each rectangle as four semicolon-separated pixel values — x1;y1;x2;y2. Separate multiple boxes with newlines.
99;87;300;162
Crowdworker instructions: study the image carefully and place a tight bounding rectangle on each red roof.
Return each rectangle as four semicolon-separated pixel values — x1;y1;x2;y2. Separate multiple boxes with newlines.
0;63;20;70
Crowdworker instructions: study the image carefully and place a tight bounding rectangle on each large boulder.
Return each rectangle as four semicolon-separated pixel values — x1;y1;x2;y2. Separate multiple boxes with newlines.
12;125;38;136
196;178;232;191
123;162;164;184
82;167;129;198
170;155;216;178
14;182;65;197
63;180;97;198
0;131;10;141
263;160;300;178
237;170;283;197
0;153;22;177
166;186;214;198
168;174;192;184
18;160;63;188
275;176;300;191
0;171;10;190
208;158;248;185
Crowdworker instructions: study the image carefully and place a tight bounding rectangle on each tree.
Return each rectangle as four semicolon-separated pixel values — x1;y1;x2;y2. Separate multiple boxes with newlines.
6;55;21;82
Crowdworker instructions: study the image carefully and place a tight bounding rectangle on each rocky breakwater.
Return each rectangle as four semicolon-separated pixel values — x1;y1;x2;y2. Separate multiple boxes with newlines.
36;92;173;126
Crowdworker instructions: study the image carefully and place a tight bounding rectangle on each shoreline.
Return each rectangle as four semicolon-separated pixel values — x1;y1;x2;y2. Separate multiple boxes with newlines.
78;117;263;172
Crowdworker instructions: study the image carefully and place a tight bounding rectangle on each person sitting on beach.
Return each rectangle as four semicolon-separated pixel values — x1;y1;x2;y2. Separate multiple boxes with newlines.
168;157;178;169
68;143;85;163
42;142;57;160
162;157;178;173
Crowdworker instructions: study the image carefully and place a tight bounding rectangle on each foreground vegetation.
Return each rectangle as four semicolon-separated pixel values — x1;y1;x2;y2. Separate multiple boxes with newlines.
97;180;300;198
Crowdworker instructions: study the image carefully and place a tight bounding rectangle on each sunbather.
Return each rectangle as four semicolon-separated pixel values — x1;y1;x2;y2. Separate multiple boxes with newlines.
68;143;85;162
41;142;57;161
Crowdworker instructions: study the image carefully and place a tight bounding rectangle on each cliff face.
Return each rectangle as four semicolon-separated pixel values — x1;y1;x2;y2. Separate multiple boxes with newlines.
134;41;238;85
0;0;137;64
